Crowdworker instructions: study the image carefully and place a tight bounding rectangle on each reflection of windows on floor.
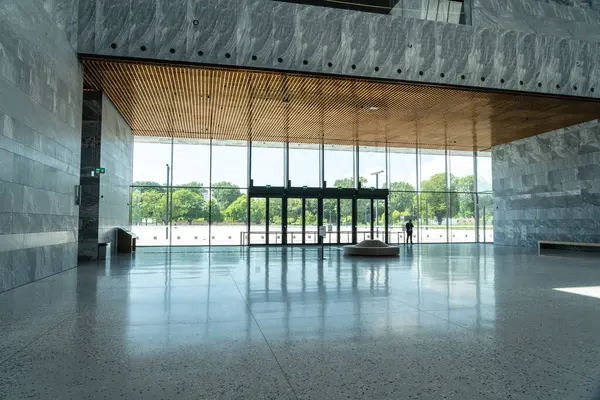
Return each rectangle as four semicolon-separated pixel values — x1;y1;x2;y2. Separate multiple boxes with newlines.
554;286;600;299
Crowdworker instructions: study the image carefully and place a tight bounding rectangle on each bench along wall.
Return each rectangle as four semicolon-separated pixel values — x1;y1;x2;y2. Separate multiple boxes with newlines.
493;119;600;247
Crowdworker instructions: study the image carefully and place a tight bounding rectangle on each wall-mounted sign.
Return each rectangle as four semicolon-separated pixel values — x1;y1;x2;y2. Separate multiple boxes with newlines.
95;167;106;174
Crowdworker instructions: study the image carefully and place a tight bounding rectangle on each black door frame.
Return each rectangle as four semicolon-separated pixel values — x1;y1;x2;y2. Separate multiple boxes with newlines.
248;186;388;246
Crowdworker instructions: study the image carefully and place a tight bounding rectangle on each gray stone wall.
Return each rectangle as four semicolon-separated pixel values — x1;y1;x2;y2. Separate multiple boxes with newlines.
98;94;133;247
493;119;600;247
78;92;133;260
76;0;600;100
473;0;600;42
0;0;83;292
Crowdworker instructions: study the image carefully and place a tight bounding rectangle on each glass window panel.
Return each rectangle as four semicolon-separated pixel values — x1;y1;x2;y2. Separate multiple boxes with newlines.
450;192;476;243
287;198;303;244
289;143;320;187
419;149;447;191
448;150;474;191
358;145;386;189
210;188;247;245
305;199;318;244
172;138;210;187
388;147;417;191
251;142;284;187
324;143;354;188
323;199;338;244
357;199;372;241
340;199;353;244
388;192;417;244
269;198;282;244
132;137;172;186
212;140;248;188
374;199;385;241
130;186;168;246
477;152;492;192
420;192;448;243
170;186;209;245
250;198;266;244
478;194;494;243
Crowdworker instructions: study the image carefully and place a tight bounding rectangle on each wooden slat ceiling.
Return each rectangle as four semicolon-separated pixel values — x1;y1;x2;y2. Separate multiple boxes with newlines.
82;58;600;151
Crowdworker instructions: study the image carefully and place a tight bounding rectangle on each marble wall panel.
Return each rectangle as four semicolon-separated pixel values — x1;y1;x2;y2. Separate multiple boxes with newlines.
493;119;600;247
370;14;396;77
76;0;600;99
295;5;325;73
342;11;373;76
0;0;82;293
272;1;297;70
188;0;237;65
95;0;130;56
237;0;274;66
155;0;189;60
128;0;156;57
320;9;344;73
474;0;600;44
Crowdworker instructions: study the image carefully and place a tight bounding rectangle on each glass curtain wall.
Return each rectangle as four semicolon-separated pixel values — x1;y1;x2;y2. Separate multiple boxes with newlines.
131;137;492;246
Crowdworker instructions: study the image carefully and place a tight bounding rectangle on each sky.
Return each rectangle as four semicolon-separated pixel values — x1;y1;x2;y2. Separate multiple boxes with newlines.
132;139;492;191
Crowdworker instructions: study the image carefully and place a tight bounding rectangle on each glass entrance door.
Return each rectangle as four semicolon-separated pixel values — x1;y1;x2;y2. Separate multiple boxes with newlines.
286;198;302;244
249;197;267;244
269;198;283;244
339;198;353;244
357;199;372;242
323;198;338;244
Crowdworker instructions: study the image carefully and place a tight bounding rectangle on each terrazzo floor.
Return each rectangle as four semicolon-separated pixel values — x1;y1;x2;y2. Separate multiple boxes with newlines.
1;244;600;399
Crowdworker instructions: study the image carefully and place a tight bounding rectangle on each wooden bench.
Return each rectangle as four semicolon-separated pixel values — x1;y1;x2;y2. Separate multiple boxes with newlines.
117;228;138;253
538;240;600;252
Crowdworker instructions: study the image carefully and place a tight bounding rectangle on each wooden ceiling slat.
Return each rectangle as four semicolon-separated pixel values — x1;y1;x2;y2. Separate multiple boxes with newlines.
82;58;600;151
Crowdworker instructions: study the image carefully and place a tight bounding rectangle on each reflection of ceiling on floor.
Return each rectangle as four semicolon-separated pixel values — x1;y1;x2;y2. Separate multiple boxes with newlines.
83;58;600;151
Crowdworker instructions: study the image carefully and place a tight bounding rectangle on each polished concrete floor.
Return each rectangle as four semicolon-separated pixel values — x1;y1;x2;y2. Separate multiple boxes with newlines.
1;245;600;399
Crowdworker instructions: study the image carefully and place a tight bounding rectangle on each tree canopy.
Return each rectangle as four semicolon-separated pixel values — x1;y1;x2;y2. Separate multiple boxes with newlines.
131;174;479;227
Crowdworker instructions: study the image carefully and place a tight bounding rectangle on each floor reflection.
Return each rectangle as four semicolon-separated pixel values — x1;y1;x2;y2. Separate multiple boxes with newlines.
4;244;600;399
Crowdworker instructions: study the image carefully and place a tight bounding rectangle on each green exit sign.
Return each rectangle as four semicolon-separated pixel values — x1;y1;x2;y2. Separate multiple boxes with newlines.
303;186;308;190
95;167;106;174
337;186;342;190
266;185;271;189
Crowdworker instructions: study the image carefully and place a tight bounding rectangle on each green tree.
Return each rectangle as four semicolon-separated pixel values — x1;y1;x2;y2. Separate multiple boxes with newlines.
451;175;475;219
211;182;242;210
388;181;416;216
287;198;303;225
171;188;205;224
133;181;163;189
392;210;403;224
131;189;143;224
421;173;458;225
332;177;368;224
223;195;248;223
208;200;224;223
179;181;207;197
333;176;367;189
250;198;266;224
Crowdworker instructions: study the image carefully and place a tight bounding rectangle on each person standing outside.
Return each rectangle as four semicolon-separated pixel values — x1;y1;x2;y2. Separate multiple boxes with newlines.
405;219;414;244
